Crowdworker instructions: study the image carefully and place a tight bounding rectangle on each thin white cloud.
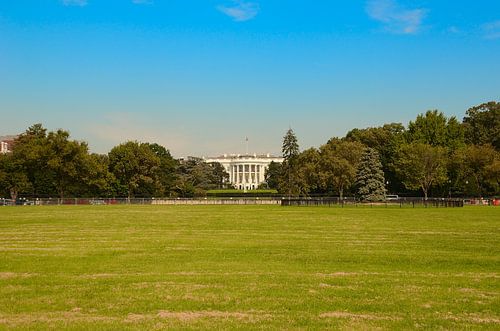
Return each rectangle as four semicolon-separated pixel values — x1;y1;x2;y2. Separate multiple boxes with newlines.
217;1;259;22
366;0;427;34
483;21;500;40
61;0;87;6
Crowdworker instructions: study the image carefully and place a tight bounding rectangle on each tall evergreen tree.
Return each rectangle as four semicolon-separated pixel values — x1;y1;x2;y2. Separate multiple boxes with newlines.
355;148;386;201
282;128;299;161
281;128;301;196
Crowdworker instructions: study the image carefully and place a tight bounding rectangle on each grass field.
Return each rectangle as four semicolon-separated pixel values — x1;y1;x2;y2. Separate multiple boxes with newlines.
0;205;498;330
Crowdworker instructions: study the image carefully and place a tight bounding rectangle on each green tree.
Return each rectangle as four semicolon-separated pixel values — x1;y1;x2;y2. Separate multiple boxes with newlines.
207;162;229;189
0;153;31;200
11;124;55;197
453;144;500;196
355;148;386;201
319;139;364;199
80;153;115;197
280;128;301;196
407;110;464;150
264;161;282;190
45;129;90;199
345;123;406;194
173;158;227;197
144;143;178;196
297;148;321;195
394;143;448;200
8;124;116;198
463;101;500;150
108;141;161;199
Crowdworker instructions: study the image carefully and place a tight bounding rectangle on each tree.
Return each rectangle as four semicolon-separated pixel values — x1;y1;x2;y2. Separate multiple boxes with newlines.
264;161;282;190
297;148;321;195
282;128;299;160
394;143;448;200
345;123;406;194
207;162;229;189
319;139;364;199
355;148;386;201
463;101;500;150
345;123;406;154
80;153;115;197
281;128;301;196
108;141;161;199
407;110;464;150
11;124;55;197
45;129;90;199
173;158;227;197
0;153;31;200
144;143;178;196
453;144;500;196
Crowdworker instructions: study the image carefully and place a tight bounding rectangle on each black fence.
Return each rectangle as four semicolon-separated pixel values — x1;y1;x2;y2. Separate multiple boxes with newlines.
281;197;465;208
4;197;499;208
0;197;282;206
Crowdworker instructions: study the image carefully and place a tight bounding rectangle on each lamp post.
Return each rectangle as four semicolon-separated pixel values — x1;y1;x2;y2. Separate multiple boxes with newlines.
448;179;452;198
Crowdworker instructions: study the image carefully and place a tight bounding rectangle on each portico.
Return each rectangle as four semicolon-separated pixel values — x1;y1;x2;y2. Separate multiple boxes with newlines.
205;154;283;190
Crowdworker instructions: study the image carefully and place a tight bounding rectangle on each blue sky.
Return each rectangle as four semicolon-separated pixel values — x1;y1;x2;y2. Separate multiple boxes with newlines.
0;0;499;157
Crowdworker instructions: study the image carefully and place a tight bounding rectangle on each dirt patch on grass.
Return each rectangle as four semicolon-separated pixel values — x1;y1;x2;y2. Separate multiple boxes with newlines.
318;283;354;289
157;310;270;322
458;288;498;298
0;272;36;279
0;311;119;327
319;311;402;321
78;273;119;279
316;272;381;278
125;313;149;322
442;313;500;325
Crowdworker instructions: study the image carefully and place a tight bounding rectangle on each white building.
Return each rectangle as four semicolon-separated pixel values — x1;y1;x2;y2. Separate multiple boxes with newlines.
0;135;17;154
205;153;283;190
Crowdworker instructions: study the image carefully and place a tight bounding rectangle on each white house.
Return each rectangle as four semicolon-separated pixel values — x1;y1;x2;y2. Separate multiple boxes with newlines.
205;153;283;190
0;135;17;154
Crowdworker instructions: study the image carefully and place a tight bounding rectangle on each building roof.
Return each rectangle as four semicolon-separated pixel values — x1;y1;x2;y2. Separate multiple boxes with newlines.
0;135;18;142
205;153;282;160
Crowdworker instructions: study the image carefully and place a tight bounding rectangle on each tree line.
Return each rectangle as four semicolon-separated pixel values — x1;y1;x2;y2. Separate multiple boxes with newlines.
0;125;228;200
0;101;498;200
265;101;499;199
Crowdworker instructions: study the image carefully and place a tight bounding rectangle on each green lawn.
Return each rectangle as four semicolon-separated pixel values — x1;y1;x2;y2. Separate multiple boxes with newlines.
0;205;498;330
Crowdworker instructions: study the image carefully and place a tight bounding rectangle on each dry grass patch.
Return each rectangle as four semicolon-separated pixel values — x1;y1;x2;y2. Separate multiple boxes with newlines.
0;311;119;327
157;310;271;322
441;313;500;325
319;311;402;321
0;272;36;279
